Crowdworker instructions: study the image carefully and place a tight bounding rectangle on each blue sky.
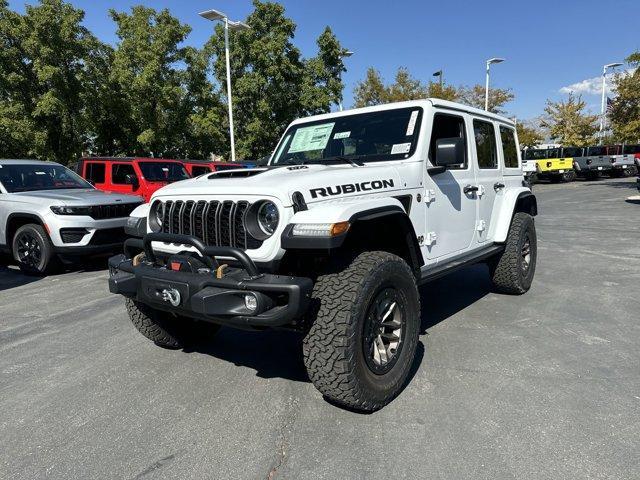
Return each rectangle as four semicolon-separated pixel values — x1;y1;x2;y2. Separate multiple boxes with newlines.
8;0;640;120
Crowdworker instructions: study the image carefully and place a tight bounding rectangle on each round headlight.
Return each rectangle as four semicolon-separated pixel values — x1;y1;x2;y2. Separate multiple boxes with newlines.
149;201;164;232
256;201;279;235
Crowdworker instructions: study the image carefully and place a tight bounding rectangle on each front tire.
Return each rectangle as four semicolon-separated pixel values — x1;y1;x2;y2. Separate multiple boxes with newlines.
125;298;220;349
303;251;420;412
489;212;537;294
12;224;56;275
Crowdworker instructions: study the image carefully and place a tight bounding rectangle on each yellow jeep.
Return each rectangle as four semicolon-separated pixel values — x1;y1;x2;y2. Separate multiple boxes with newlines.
523;148;576;182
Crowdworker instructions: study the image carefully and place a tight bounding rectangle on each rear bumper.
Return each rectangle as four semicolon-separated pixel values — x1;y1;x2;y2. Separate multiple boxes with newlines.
108;233;313;329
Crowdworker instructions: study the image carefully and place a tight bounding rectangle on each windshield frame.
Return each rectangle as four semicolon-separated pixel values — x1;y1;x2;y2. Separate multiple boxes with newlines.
270;106;424;166
0;163;94;193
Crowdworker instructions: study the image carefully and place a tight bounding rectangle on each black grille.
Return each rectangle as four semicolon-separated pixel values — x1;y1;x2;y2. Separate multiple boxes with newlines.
89;203;142;220
160;200;262;249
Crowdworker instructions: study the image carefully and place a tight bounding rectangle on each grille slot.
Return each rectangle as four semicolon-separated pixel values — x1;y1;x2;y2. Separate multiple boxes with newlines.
161;200;263;250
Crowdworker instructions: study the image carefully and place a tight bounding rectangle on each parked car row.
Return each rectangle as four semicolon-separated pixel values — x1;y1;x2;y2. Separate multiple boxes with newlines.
522;145;640;183
1;157;251;274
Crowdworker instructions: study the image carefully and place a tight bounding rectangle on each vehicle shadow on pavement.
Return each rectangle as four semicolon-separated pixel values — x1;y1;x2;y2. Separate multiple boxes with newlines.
418;263;491;334
597;180;639;189
186;329;310;383
0;264;42;291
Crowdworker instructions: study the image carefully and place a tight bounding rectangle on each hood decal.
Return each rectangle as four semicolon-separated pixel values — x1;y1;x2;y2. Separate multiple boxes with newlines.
310;179;394;199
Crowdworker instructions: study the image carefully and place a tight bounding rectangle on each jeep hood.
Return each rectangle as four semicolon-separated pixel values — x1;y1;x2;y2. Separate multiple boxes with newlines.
12;189;143;205
151;164;404;206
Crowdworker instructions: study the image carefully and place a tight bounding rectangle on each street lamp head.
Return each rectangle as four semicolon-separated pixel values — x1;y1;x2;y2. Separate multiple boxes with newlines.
432;70;442;77
228;20;250;31
604;62;623;69
199;9;226;21
487;57;505;65
342;50;355;58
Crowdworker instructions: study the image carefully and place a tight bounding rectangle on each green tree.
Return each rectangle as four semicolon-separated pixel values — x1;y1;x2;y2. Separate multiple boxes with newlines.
609;52;640;143
427;81;459;102
540;93;598;146
109;6;200;157
458;84;514;113
0;0;96;163
208;1;345;159
353;67;429;107
516;122;543;148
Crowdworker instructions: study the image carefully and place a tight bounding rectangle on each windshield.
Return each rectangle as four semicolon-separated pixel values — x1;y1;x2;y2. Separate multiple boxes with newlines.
0;163;92;193
523;149;548;160
562;147;583;157
623;144;640;154
139;162;189;182
271;107;423;165
587;146;605;156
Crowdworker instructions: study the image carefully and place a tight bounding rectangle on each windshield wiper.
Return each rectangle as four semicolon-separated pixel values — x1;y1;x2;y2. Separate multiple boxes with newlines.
320;155;364;167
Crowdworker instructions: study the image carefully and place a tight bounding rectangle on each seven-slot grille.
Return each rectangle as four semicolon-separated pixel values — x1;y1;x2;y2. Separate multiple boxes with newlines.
90;203;142;220
160;200;262;250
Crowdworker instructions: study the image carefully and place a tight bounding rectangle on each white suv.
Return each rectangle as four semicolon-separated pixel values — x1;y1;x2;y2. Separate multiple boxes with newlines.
108;99;538;411
0;160;142;274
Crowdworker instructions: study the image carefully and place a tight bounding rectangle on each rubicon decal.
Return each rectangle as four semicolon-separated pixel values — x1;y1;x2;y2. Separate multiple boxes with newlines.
310;179;394;198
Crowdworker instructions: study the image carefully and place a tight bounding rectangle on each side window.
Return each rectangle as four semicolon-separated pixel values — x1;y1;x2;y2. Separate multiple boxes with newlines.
85;162;105;184
112;163;136;184
429;113;467;169
473;120;498;169
499;126;519;168
191;166;211;176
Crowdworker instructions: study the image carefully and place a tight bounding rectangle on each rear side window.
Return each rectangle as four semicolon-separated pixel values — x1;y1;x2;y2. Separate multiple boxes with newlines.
499;126;519;168
112;163;136;184
85;162;105;184
429;113;467;169
191;166;211;176
473;120;498;169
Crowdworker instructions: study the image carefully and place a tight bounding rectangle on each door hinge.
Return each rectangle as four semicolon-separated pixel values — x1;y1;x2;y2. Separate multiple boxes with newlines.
477;185;486;197
476;220;487;232
424;189;436;204
425;232;437;246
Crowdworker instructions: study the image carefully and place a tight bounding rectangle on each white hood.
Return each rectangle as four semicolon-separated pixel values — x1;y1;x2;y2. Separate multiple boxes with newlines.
151;164;404;206
12;189;143;206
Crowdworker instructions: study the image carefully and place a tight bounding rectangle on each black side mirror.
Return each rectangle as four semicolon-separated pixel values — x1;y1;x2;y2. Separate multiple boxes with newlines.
435;137;465;167
125;174;139;187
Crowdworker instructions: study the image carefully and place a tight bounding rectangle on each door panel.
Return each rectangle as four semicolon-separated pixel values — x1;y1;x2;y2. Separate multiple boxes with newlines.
472;119;501;243
424;111;477;260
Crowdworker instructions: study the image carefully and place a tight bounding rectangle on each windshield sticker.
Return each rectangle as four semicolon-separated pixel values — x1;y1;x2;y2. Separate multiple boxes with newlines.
391;143;411;155
35;171;46;175
288;123;335;153
406;110;419;136
333;131;351;140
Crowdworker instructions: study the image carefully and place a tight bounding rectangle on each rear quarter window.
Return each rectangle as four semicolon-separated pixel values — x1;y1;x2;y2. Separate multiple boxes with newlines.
499;126;519;168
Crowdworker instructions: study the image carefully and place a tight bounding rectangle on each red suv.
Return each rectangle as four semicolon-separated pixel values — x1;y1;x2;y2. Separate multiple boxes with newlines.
77;157;190;202
182;159;248;177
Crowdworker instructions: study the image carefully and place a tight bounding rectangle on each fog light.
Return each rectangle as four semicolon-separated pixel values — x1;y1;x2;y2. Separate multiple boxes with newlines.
244;294;258;311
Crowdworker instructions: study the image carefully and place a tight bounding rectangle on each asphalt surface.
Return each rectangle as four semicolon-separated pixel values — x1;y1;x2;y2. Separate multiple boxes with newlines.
1;177;639;480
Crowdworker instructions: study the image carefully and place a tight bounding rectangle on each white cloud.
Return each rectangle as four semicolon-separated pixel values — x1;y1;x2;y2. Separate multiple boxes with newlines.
559;68;635;96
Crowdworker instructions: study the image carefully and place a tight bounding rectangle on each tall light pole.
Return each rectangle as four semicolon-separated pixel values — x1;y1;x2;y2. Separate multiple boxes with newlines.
432;70;443;88
338;50;354;111
599;62;623;144
199;9;249;162
485;57;505;111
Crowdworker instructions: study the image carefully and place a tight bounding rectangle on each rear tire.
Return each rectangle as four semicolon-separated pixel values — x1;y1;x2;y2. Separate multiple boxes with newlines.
303;251;420;412
622;166;637;177
12;224;57;275
562;170;577;182
125;298;220;348
489;213;537;295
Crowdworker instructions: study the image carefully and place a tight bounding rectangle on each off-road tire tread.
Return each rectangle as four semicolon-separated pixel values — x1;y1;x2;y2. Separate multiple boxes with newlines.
490;212;536;295
303;251;419;411
125;298;219;348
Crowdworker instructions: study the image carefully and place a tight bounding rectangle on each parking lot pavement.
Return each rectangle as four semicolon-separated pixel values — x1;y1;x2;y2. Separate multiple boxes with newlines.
0;177;638;480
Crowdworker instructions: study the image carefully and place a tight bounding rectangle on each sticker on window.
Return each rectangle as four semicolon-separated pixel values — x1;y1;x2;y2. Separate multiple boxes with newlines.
288;123;335;153
391;143;411;155
406;110;419;136
333;131;351;140
35;171;46;175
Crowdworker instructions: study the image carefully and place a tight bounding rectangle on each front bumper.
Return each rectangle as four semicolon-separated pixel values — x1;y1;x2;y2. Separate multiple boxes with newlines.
108;233;313;329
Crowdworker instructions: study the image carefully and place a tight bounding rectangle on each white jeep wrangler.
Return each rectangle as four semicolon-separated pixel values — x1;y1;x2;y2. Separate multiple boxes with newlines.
109;99;538;411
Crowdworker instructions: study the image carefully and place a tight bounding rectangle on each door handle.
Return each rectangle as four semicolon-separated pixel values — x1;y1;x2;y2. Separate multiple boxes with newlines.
494;182;505;191
463;185;478;194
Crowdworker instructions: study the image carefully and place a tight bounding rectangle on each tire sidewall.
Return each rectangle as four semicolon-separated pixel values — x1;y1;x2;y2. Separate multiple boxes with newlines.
515;214;537;290
350;259;420;403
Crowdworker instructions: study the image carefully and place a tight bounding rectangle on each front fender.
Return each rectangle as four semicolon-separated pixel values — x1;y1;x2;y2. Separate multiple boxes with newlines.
288;197;405;225
490;188;537;243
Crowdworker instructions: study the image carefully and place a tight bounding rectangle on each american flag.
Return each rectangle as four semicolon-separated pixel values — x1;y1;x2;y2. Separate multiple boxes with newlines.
606;96;614;113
